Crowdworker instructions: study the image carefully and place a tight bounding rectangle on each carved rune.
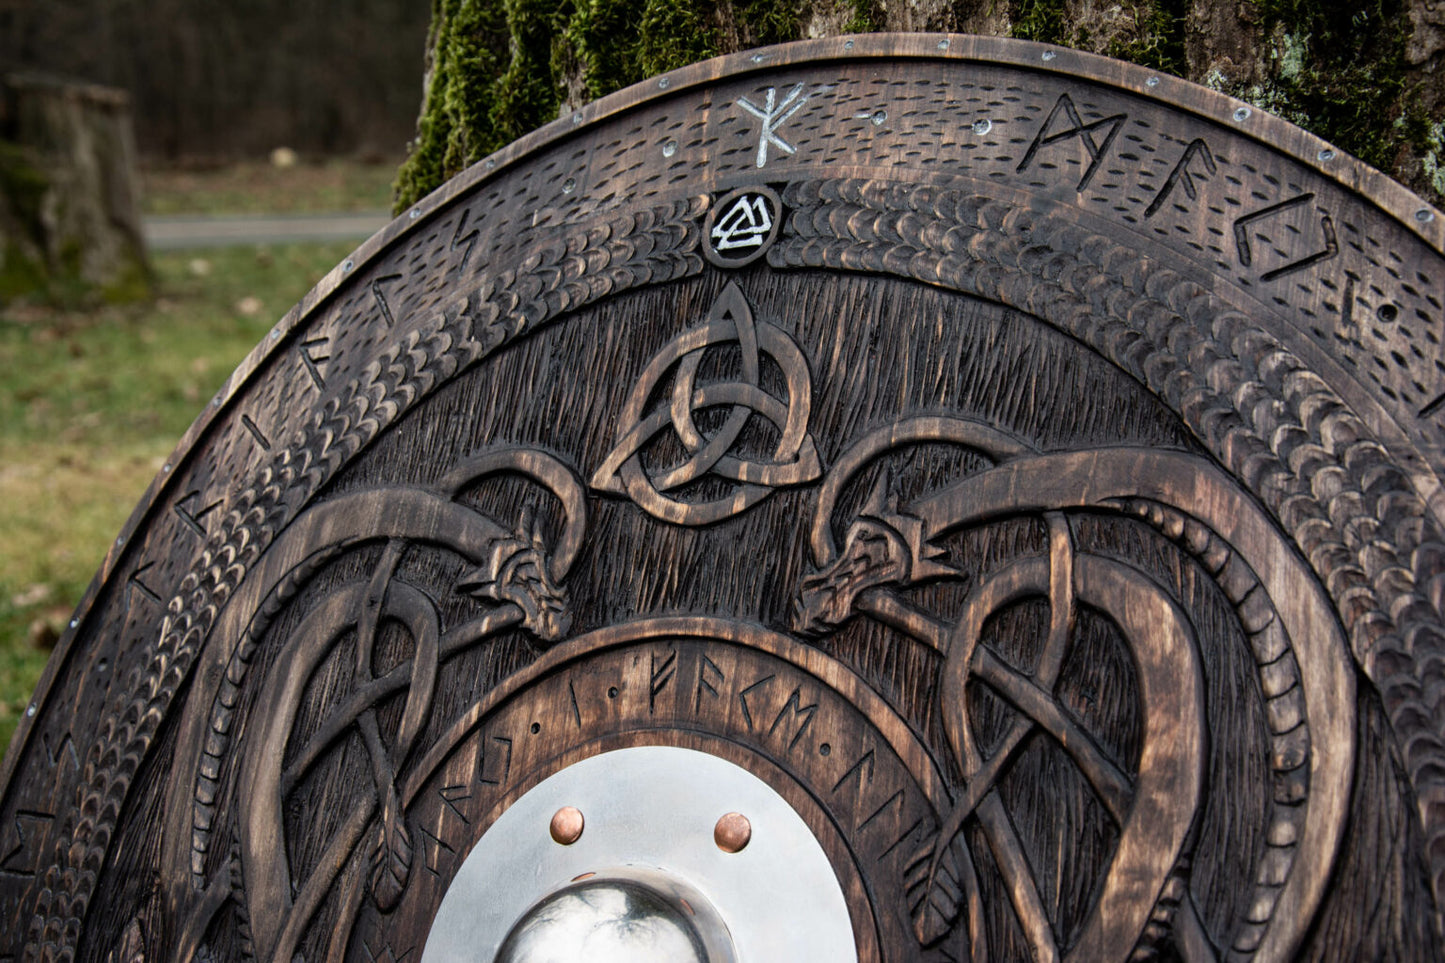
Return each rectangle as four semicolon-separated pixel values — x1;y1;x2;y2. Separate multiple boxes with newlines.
591;280;822;525
1017;92;1126;191
736;83;808;168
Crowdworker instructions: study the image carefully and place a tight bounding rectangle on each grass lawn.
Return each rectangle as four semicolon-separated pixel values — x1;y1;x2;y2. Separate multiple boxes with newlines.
0;240;358;754
141;156;400;216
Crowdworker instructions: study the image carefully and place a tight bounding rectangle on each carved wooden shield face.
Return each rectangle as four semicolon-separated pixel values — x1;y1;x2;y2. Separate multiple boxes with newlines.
3;34;1443;963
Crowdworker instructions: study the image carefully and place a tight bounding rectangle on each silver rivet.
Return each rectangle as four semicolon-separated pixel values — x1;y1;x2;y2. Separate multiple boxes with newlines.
1146;76;1160;87
162;464;171;473
662;140;678;157
116;536;124;546
270;329;280;340
486;159;496;169
1318;148;1336;162
658;77;670;89
1041;49;1057;61
69;619;78;628
409;208;422;219
1233;106;1251;122
343;259;354;272
871;109;887;126
26;704;35;718
751;53;766;63
1416;208;1436;223
844;39;854;49
562;178;576;194
937;38;950;50
972;118;993;136
571;112;582;125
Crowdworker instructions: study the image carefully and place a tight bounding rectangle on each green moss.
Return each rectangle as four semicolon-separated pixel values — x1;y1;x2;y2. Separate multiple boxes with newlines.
1011;0;1187;75
0;240;48;303
0;142;49;246
1106;2;1186;74
1423;121;1445;198
393;0;1439;211
736;0;805;47
841;0;879;33
0;142;150;306
100;258;155;306
1222;1;1420;175
634;0;722;84
393;0;514;209
1012;0;1070;45
565;0;640;100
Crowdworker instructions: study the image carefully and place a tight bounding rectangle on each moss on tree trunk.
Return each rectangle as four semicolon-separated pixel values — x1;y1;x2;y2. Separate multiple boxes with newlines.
395;0;1445;212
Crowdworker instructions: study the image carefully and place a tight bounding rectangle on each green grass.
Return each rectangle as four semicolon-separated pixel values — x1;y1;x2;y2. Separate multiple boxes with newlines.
0;241;357;754
142;157;399;216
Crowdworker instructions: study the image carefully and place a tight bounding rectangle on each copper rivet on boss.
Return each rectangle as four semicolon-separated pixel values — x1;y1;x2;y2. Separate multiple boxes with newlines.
714;812;751;853
550;806;584;845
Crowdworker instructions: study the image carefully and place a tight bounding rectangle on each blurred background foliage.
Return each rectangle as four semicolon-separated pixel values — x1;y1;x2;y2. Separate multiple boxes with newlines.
0;0;430;161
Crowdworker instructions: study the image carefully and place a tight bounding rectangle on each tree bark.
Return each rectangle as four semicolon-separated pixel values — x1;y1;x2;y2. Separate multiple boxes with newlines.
0;74;150;303
395;0;1445;213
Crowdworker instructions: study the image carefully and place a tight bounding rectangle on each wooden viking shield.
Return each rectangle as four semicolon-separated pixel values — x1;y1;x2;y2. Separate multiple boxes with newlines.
2;34;1443;962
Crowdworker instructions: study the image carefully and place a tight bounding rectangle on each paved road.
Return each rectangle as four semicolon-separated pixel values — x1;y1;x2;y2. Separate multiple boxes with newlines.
143;211;392;250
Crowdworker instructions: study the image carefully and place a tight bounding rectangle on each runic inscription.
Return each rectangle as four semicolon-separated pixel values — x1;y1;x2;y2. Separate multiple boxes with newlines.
737;83;808;167
1234;193;1339;281
1018;92;1126;191
1145;138;1216;217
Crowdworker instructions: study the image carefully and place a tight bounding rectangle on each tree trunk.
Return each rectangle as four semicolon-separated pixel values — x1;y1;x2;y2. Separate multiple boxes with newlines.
0;73;150;303
394;0;1445;214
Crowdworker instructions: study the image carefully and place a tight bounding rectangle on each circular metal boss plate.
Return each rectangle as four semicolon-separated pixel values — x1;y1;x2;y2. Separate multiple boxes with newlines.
424;746;855;962
2;32;1443;963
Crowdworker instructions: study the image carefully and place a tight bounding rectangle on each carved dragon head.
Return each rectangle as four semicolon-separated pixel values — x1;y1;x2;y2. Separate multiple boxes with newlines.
457;508;571;643
793;474;954;636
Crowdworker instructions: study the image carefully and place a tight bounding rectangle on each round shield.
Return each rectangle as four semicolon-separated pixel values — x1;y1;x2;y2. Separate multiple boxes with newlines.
2;33;1443;962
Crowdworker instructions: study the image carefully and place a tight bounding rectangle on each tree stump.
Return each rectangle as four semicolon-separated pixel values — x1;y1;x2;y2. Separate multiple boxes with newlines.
0;73;149;303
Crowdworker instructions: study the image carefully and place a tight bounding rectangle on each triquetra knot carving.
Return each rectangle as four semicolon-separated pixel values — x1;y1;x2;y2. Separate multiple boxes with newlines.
590;280;822;525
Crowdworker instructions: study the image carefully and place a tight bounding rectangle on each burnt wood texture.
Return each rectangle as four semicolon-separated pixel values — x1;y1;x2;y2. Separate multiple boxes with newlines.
2;35;1444;962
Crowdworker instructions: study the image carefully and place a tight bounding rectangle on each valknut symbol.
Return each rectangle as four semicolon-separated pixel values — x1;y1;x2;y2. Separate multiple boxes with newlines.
591;281;822;525
712;194;773;251
704;186;782;267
